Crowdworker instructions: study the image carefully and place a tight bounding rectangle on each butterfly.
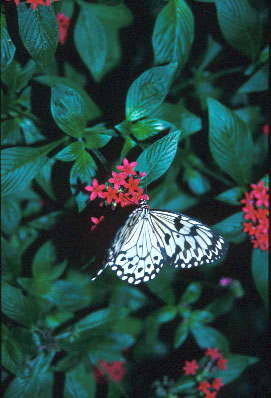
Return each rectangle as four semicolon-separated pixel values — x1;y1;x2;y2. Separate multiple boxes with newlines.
91;200;228;285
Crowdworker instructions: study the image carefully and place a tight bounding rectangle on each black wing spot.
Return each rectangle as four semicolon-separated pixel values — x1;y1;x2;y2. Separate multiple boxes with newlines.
184;240;191;250
138;267;143;273
120;256;126;261
154;256;158;260
165;233;171;245
147;264;151;268
128;263;134;269
174;218;184;231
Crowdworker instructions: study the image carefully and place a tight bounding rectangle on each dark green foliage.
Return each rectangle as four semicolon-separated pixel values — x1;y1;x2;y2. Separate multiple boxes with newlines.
1;1;268;397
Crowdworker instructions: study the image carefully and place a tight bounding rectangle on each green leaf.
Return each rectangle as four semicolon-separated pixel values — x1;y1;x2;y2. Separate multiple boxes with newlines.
1;119;22;145
215;353;258;384
215;187;245;206
216;0;262;60
1;13;16;71
17;3;59;69
64;363;95;398
126;63;178;121
180;282;202;304
154;306;177;323
174;321;189;348
51;84;87;138
84;2;133;81
238;65;268;93
73;307;129;333
32;240;57;278
70;150;97;211
110;285;147;312
149;181;198;212
189;310;215;323
120;136;137;160
55;141;85;162
74;3;107;82
35;158;56;200
1;141;62;197
205;294;235;318
2;325;24;376
2;284;35;326
183;167;211;196
27;211;62;231
136;130;181;186
251;248;268;310
207;97;253;185
190;323;229;352
233;106;260;134
152;0;194;68
197;35;222;71
151;102;202;139
213;212;246;244
1;198;21;234
34;74;102;121
83;124;113;149
131;118;174;141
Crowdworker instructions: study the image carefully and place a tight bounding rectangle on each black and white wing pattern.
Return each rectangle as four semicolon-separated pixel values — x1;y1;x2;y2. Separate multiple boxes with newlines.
91;201;228;285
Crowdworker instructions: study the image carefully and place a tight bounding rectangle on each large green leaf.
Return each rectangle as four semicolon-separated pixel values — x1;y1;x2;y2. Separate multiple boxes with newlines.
64;363;95;398
214;212;246;244
190;323;229;352
208;97;253;185
251;248;268;310
35;158;56;200
17;3;59;69
216;0;262;60
1;141;62;197
1;197;21;234
84;2;133;81
55;141;85;162
238;64;268;93
2;284;35;326
34;75;102;121
215;354;258;384
152;0;194;68
126;63;178;121
51;84;87;138
1;13;16;71
74;3;107;82
136;130;181;186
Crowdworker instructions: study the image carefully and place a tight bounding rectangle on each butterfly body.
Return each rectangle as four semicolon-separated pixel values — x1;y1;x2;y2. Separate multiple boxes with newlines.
92;201;228;285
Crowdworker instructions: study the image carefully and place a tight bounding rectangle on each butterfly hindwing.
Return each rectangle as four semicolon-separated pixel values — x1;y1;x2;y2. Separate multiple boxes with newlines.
149;210;228;269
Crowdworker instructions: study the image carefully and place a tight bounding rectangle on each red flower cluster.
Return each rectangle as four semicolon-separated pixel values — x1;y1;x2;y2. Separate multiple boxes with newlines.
93;360;126;384
5;0;59;10
56;12;70;45
183;347;227;398
241;180;269;251
86;159;149;230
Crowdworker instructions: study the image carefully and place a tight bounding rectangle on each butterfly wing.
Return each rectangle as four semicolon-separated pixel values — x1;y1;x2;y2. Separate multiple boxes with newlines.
106;207;166;284
149;210;228;269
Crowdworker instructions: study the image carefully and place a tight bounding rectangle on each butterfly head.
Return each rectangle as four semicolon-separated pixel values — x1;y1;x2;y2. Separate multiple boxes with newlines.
139;199;149;209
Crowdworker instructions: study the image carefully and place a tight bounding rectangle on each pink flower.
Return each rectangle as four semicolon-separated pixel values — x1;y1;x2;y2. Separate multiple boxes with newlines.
212;378;224;391
116;158;137;177
93;360;126;384
217;357;227;370
219;277;233;287
183;360;199;375
108;171;127;190
198;379;211;393
85;179;105;201
26;0;45;9
262;124;269;136
124;177;141;194
90;216;104;231
56;12;70;45
204;391;217;398
115;192;132;207
103;186;118;205
205;347;222;360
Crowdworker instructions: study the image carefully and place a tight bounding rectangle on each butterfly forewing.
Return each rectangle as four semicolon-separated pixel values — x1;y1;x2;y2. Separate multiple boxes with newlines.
92;203;228;285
